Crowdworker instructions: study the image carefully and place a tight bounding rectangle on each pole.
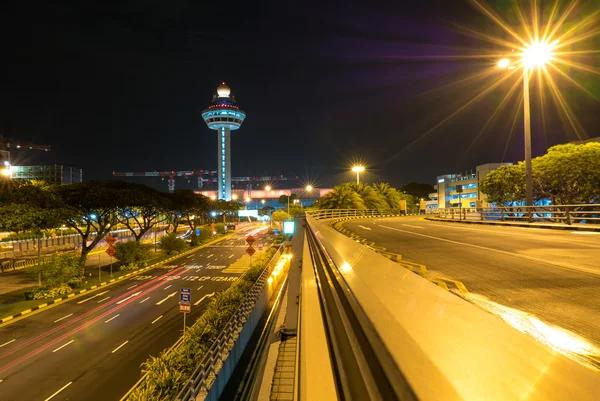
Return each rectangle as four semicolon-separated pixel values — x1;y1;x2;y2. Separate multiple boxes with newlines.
523;69;533;220
154;226;157;253
110;255;113;277
37;237;42;286
356;171;360;184
98;253;101;283
183;312;187;336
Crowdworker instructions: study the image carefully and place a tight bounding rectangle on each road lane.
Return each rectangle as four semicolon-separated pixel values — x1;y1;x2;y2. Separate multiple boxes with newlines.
343;217;600;352
0;228;273;401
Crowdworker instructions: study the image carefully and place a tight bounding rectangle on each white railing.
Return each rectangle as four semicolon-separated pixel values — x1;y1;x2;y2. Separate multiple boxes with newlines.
431;204;600;225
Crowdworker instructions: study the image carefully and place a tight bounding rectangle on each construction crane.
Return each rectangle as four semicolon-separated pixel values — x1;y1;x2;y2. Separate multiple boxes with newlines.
0;136;51;175
112;170;297;192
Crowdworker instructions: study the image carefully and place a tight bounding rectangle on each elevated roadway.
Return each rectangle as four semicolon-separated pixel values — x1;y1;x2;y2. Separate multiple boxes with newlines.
342;216;600;356
0;228;271;401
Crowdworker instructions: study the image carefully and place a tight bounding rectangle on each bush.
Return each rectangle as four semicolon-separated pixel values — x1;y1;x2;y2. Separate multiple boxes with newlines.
114;241;152;269
27;254;80;287
214;223;225;234
25;284;73;300
160;233;188;255
121;262;139;271
68;277;82;289
128;246;279;400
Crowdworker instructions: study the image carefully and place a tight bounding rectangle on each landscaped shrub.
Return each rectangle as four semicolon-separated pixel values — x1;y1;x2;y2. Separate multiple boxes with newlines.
160;233;188;255
25;284;73;300
128;246;279;400
121;262;139;271
67;277;82;289
27;254;80;287
114;241;152;269
214;223;225;234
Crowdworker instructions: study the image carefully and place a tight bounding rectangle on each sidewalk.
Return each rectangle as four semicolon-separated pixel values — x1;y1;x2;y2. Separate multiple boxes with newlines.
425;217;600;232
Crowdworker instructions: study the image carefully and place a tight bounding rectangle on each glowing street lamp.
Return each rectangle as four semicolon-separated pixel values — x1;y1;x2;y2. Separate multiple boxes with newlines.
210;195;217;201
305;185;313;192
498;40;557;210
265;185;271;192
351;165;365;184
232;194;238;200
0;168;11;178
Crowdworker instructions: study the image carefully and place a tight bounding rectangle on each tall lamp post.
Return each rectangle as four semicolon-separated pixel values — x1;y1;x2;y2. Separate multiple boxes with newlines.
351;165;365;184
497;40;557;211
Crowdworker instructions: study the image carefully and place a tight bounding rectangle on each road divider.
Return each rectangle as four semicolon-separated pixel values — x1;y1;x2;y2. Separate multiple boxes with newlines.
0;232;237;326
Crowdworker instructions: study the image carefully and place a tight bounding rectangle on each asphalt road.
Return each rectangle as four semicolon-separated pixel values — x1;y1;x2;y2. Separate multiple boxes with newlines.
343;217;600;356
0;226;272;401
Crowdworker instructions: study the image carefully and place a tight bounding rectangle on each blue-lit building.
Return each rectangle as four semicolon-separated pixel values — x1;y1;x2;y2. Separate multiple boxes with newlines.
430;163;511;210
201;83;246;200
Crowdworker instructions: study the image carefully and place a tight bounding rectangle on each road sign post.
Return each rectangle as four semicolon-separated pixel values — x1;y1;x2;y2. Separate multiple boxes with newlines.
180;288;192;335
106;241;117;278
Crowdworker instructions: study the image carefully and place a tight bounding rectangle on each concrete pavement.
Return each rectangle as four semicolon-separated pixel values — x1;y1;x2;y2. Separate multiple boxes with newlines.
0;227;273;401
342;217;600;359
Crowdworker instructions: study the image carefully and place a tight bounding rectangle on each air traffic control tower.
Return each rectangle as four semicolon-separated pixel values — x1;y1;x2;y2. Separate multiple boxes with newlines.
202;82;246;200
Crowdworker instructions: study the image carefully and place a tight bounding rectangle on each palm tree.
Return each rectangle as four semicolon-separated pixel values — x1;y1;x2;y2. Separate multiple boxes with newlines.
319;184;365;209
372;182;402;210
348;183;388;210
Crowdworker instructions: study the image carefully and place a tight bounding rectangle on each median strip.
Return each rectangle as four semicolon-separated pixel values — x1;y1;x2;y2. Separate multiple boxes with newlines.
0;233;236;327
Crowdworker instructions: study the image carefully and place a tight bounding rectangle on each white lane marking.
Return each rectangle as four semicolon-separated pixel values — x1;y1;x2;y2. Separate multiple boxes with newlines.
194;292;215;306
402;224;423;229
156;291;178;305
151;315;163;324
572;231;600;235
164;285;172;290
0;339;16;347
52;340;74;353
111;340;128;354
97;297;110;303
116;291;142;305
357;225;372;230
187;254;195;259
229;254;234;258
197;285;204;290
105;314;120;323
140;297;150;303
77;290;109;304
207;254;214;258
127;284;138;290
379;224;600;276
53;313;73;323
44;382;73;401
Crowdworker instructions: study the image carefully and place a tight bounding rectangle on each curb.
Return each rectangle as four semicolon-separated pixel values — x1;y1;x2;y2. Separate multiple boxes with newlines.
424;217;600;232
0;233;235;325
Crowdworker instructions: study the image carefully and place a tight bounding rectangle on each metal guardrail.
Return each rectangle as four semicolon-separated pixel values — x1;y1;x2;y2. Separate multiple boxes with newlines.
431;204;600;225
174;246;285;401
305;214;600;400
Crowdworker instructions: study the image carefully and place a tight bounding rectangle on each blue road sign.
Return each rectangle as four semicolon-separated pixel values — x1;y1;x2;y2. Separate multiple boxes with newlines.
274;229;279;235
195;228;200;236
180;288;191;304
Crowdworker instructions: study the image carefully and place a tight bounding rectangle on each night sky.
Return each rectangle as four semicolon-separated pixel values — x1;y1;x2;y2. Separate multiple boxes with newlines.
1;1;599;191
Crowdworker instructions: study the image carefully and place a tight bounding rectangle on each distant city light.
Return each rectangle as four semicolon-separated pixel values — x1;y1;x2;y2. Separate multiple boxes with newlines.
265;185;272;191
497;58;510;69
232;194;238;200
211;211;217;217
0;168;11;177
306;185;313;192
245;197;251;202
210;195;217;200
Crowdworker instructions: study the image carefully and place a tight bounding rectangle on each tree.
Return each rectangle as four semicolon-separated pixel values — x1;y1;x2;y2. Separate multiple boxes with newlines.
164;189;192;233
319;184;365;209
348;183;388;210
54;181;122;273
118;183;168;242
0;180;64;234
372;182;403;210
271;210;292;228
535;143;600;204
114;241;152;268
401;182;435;199
278;194;297;206
479;164;526;205
174;191;209;231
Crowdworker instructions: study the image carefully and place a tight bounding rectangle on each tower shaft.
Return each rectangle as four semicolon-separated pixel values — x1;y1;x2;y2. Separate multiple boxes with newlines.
217;127;232;200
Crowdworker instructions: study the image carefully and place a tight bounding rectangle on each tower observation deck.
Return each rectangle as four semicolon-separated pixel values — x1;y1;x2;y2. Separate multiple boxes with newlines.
201;83;246;200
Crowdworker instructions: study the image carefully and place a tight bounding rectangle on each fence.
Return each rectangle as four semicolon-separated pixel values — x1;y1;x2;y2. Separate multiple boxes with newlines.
173;245;286;401
431;204;600;225
306;209;418;220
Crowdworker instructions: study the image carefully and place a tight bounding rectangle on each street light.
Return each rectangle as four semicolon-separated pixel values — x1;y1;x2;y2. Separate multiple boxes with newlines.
265;185;271;192
0;168;10;177
305;185;313;192
232;194;238;200
497;40;557;210
210;195;216;201
351;165;365;184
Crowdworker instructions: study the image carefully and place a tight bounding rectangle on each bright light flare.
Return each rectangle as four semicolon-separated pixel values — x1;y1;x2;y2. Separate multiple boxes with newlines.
351;165;365;173
522;41;555;69
0;168;11;177
264;185;271;191
305;185;313;192
497;58;511;69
